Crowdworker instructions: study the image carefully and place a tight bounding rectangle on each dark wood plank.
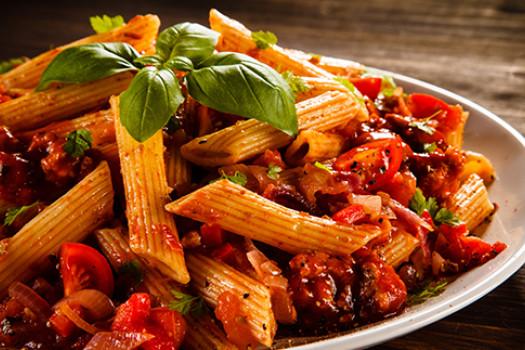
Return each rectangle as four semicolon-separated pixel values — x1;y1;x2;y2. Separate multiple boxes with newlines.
1;0;523;349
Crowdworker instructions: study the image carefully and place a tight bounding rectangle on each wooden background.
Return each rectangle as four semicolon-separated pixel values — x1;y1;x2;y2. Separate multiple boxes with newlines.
1;0;523;349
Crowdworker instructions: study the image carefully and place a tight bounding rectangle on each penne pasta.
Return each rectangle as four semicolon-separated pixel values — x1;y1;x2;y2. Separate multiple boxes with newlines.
375;229;420;268
0;161;114;298
112;96;190;284
165;130;193;196
165;179;384;256
0;71;134;131
186;252;276;347
209;9;333;79
181;91;367;167
94;227;238;350
284;130;348;166
0;14;160;90
447;173;495;232
294;76;352;102
283;48;365;78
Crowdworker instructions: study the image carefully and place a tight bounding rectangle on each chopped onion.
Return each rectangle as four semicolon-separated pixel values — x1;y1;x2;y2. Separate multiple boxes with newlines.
389;198;433;231
83;331;154;350
8;281;51;323
54;289;114;320
349;194;382;217
432;251;445;276
57;302;99;335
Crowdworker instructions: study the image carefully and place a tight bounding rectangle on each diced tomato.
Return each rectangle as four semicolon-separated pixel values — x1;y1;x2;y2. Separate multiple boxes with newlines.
436;223;507;269
200;223;227;248
350;77;383;100
406;93;464;132
211;243;236;266
376;169;417;207
332;204;366;224
214;291;259;349
59;243;114;297
112;293;187;350
334;138;403;191
49;303;85;338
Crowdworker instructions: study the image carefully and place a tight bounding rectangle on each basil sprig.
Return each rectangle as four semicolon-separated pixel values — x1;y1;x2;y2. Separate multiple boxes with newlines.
37;22;298;142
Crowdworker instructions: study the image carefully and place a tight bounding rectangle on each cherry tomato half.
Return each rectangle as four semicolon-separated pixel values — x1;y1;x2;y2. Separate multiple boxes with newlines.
406;93;463;132
334;138;403;191
350;77;383;100
59;242;114;297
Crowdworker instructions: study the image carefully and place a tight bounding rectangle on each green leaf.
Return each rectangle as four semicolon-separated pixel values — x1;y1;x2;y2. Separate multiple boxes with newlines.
156;22;219;65
133;55;163;68
251;30;278;49
211;170;248;187
4;202;39;226
89;14;125;33
407;279;448;305
186;52;298;137
0;57;25;74
163;56;194;72
169;290;209;318
63;129;93;157
434;208;462;226
408;189;461;226
334;77;365;106
281;71;311;96
408;109;442;135
119;67;184;142
423;142;437;153
267;164;282;180
314;161;331;172
118;260;144;286
36;43;141;91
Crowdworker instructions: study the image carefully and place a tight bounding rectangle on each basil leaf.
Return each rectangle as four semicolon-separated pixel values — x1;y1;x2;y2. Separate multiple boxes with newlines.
0;57;25;74
164;56;194;72
251;30;278;49
119;67;184;142
89;14;125;33
134;55;163;68
186;52;298;137
36;43;141;91
63;129;93;157
156;22;219;65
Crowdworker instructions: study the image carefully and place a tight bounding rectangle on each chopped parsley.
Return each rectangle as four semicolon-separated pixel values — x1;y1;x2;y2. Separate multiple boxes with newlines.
281;71;311;96
251;30;278;50
407;279;448;305
169;290;209;318
266;164;282;180
423;142;437;153
409;189;461;226
4;201;39;226
0;57;25;74
118;260;144;286
63;129;93;157
408;109;442;135
314;161;331;172
90;14;125;34
211;170;247;187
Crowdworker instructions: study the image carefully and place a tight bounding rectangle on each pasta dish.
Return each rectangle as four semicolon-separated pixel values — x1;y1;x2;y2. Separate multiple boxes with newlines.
0;9;506;350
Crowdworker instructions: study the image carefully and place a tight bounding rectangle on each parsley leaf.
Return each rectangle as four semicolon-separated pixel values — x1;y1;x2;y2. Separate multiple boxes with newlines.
267;164;282;180
281;71;311;96
409;189;461;226
0;57;25;74
90;15;125;33
314;161;331;172
118;260;144;286
211;170;247;187
407;279;448;305
63;129;93;157
4;201;39;226
169;290;209;318
423;142;437;153
408;109;442;135
251;30;278;49
334;77;365;106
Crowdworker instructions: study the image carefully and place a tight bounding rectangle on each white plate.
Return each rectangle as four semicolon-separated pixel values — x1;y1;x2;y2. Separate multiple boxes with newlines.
273;71;525;349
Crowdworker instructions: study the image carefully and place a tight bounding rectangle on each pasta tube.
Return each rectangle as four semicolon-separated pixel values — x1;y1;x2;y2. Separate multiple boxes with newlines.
375;229;420;268
0;161;114;298
112;96;190;284
94;227;237;350
284;130;348;166
181;91;367;167
0;71;134;131
186;252;276;347
0;14;160;90
165;179;384;256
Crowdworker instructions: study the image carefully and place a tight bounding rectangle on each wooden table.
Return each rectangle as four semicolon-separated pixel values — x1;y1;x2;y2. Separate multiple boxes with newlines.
1;0;523;349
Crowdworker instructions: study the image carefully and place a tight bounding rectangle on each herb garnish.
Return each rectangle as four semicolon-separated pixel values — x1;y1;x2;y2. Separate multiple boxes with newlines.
409;189;461;226
37;22;298;142
0;57;25;74
4;201;39;226
63;129;93;157
423;142;437;153
334;77;365;106
118;260;144;286
90;15;125;33
169;290;209;318
281;71;311;97
267;164;282;180
251;30;278;49
408;109;442;135
211;170;248;187
407;279;448;305
314;161;331;172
